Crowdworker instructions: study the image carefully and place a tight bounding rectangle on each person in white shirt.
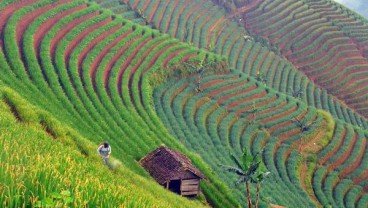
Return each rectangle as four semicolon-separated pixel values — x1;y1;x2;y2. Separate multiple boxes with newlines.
97;142;111;165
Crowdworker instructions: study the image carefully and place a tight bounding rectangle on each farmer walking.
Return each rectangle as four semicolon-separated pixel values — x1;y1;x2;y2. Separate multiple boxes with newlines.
97;142;111;167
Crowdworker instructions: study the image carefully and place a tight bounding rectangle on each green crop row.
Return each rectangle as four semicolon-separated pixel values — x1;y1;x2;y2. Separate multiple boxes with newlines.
323;171;339;207
312;166;331;207
333;179;353;207
325;126;354;165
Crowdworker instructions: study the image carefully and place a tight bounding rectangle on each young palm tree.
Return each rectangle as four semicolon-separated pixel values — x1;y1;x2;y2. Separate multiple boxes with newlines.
221;148;268;208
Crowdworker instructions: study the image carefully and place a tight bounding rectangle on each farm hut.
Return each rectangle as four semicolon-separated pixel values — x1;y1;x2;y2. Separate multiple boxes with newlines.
140;146;206;197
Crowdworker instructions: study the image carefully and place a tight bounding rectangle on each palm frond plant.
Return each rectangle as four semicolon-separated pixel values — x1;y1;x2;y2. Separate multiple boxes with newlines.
221;148;269;208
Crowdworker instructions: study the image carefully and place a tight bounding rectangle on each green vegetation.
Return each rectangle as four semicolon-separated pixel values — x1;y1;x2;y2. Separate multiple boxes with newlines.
0;87;205;207
0;0;367;207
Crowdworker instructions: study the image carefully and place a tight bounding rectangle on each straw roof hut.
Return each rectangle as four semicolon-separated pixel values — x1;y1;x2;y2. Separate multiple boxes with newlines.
140;146;205;197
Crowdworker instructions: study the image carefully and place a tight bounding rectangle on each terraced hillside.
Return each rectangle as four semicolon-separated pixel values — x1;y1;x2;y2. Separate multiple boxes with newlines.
101;0;368;128
239;0;368;117
0;0;237;207
1;0;368;207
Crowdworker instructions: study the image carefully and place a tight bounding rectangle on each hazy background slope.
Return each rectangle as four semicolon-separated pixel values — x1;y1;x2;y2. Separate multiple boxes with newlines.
334;0;368;18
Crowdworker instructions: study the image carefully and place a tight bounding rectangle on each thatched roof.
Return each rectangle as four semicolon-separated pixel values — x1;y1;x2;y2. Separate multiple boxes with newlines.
140;146;206;184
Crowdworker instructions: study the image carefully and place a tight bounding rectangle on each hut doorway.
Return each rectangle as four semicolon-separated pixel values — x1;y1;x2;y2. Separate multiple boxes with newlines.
168;180;181;194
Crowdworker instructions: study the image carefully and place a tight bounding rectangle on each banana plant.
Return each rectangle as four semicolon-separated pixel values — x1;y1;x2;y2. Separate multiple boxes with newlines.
221;148;269;208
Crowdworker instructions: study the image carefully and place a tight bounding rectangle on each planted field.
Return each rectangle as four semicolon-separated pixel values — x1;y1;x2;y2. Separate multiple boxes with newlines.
153;72;368;207
240;0;368;117
1;0;367;207
99;0;368;129
0;0;238;207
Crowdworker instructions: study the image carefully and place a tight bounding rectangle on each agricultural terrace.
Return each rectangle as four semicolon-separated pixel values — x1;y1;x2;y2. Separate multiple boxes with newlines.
0;0;238;207
153;72;368;207
239;0;368;118
0;0;367;207
96;0;368;129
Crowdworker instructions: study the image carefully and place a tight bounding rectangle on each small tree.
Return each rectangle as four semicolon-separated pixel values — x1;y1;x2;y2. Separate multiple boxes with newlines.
221;148;269;208
289;87;303;99
291;117;317;151
184;61;215;93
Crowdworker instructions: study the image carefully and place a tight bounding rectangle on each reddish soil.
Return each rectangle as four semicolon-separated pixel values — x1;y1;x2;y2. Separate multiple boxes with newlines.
236;96;278;117
254;4;295;33
336;77;368;96
332;85;368;107
181;52;197;63
324;67;368;88
128;38;168;86
319;127;347;165
162;48;186;66
248;46;262;70
272;112;308;139
78;26;120;76
296;45;359;71
219;26;240;54
174;82;190;98
276;127;301;142
226;91;267;109
50;12;98;59
258;105;298;123
206;80;245;97
131;42;181;108
345;89;368;102
301;125;326;154
101;33;139;89
16;1;68;46
207;17;226;43
289;37;349;64
90;30;133;83
270;204;287;208
303;46;359;72
173;1;204;38
340;139;367;178
124;0;140;9
146;42;185;73
352;170;368;184
276;20;327;51
33;4;87;57
256;101;287;118
146;1;161;22
328;132;357;171
217;85;257;104
169;1;190;38
200;78;227;89
161;0;180;32
116;38;152;95
0;0;37;49
64;17;111;63
233;0;263;15
141;0;154;12
155;1;171;31
293;33;349;56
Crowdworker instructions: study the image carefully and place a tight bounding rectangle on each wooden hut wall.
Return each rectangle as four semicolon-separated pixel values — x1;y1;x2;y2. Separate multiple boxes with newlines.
181;179;200;196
